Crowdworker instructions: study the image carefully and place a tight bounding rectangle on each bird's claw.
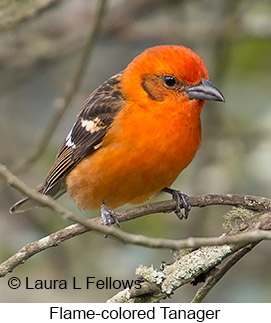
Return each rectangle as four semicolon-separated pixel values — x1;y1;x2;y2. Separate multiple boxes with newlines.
163;188;191;220
175;191;191;219
101;202;120;227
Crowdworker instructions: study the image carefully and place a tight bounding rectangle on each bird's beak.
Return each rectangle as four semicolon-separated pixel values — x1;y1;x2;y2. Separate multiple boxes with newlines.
186;78;225;102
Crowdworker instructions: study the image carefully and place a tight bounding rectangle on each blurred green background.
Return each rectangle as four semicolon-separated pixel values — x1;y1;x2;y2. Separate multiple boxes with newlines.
0;0;270;302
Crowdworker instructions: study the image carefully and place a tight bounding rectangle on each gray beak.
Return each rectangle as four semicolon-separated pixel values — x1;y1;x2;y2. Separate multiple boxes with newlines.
186;78;225;102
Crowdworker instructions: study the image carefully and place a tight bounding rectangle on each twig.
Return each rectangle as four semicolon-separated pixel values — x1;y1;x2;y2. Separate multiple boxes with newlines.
13;0;107;173
191;242;259;303
2;162;271;237
0;222;86;278
1;213;271;278
1;162;271;277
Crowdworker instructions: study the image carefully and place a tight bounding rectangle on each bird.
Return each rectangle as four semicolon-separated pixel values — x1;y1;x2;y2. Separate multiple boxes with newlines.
10;45;225;225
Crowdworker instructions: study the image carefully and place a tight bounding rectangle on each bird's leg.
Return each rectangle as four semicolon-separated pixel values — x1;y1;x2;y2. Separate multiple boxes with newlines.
162;187;191;220
101;202;120;227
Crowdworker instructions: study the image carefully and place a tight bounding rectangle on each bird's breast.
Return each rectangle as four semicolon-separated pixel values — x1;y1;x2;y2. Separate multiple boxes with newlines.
107;99;203;170
66;100;203;210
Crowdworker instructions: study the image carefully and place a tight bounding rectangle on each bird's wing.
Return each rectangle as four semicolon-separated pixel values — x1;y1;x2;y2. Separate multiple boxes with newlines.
42;72;124;197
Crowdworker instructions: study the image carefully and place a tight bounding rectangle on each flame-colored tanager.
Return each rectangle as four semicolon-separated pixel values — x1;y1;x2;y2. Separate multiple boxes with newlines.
10;45;225;225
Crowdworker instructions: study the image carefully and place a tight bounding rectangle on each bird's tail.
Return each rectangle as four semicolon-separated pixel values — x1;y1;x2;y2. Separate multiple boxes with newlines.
9;196;42;214
9;181;66;214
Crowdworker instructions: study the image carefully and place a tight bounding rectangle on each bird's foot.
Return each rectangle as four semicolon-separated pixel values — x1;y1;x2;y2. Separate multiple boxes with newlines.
162;187;191;219
101;202;120;227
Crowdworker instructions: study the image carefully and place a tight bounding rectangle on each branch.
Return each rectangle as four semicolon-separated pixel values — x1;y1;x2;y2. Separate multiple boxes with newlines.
1;162;271;278
108;245;234;303
0;164;271;276
191;242;259;303
107;211;271;303
13;0;107;173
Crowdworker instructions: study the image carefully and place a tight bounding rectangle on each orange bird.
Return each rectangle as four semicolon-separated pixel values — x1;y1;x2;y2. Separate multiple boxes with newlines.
10;45;224;225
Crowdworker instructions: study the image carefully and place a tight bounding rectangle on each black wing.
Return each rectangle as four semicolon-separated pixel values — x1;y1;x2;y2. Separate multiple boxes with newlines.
42;72;124;197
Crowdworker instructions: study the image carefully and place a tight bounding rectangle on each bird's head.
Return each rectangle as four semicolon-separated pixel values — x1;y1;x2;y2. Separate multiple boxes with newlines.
121;45;225;108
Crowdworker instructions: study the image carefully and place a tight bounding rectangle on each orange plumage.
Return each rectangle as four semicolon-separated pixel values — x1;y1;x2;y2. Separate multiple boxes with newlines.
10;45;224;222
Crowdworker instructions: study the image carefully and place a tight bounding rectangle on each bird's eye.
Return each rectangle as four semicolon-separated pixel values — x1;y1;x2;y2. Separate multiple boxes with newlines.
163;75;177;87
